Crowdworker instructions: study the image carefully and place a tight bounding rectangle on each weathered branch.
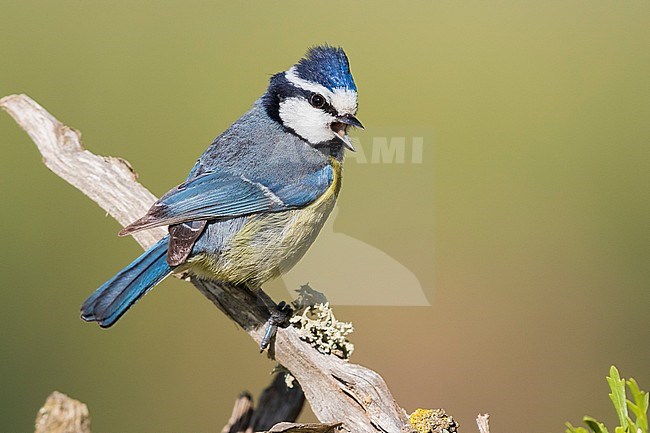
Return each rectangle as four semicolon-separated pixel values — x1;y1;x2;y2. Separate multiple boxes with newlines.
32;390;326;433
222;372;305;433
265;423;342;433
247;372;305;432
2;94;412;433
222;392;255;433
476;414;490;433
35;392;90;433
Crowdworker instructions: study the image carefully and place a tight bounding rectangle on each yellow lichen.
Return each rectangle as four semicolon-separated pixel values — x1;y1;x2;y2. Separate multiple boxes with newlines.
409;408;458;433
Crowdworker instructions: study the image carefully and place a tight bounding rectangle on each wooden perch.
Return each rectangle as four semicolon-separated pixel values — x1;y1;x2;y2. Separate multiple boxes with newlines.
476;414;490;433
35;392;90;433
222;372;305;433
1;94;413;433
222;392;255;433
32;389;322;433
265;423;342;433
246;372;305;431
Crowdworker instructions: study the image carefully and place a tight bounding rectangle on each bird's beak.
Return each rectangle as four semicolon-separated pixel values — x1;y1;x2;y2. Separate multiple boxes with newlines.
337;113;364;129
331;114;364;152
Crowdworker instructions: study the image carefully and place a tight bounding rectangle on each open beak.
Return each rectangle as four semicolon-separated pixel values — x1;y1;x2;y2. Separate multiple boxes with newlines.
331;114;364;152
337;114;364;129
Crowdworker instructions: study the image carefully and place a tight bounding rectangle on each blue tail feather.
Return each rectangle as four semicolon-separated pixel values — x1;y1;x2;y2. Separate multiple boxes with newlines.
81;237;173;328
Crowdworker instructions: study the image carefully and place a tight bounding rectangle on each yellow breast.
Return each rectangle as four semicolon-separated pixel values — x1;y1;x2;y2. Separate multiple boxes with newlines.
188;158;342;287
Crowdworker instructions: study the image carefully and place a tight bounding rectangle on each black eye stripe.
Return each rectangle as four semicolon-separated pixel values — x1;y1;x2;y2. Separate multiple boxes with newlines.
308;92;338;116
262;73;343;127
323;105;337;116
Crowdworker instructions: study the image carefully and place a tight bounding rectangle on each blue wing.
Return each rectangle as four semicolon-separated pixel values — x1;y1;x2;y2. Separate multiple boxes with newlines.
119;165;333;235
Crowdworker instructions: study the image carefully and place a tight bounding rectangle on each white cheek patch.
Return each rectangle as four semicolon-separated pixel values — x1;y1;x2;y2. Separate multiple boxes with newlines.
279;97;336;144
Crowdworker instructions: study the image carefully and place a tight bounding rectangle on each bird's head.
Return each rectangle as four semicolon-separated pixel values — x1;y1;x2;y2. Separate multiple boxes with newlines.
263;45;362;151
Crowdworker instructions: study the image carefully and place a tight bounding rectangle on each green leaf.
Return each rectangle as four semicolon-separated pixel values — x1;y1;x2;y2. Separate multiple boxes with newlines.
566;367;649;433
628;379;643;402
641;394;649;433
567;422;591;433
625;416;637;433
608;366;629;430
628;400;643;421
627;378;649;433
584;416;610;433
628;401;642;430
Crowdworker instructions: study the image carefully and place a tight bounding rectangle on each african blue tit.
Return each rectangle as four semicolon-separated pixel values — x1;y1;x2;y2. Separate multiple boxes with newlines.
81;45;362;328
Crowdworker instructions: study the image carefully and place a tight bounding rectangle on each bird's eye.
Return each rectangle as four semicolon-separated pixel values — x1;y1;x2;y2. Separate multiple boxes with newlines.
309;94;326;108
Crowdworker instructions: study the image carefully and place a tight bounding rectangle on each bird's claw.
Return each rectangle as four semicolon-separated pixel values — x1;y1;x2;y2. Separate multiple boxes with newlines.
260;301;294;352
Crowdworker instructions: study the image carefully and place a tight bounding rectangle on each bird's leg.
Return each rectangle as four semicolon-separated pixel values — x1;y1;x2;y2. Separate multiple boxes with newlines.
254;284;331;352
259;300;294;352
240;284;295;352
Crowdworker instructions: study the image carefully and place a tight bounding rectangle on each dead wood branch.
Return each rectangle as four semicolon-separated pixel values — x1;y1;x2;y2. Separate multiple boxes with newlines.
222;392;255;433
265;423;342;433
32;389;316;433
247;372;305;432
34;392;90;433
222;372;305;433
476;414;490;433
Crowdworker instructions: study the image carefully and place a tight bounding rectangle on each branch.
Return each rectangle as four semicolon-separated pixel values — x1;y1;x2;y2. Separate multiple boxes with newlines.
35;392;90;433
222;392;254;433
2;94;412;433
32;389;322;433
265;423;342;433
247;372;305;432
476;414;490;433
222;372;305;433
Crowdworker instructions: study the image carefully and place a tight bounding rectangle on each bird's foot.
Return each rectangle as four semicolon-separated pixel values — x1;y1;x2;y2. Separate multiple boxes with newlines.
260;301;294;352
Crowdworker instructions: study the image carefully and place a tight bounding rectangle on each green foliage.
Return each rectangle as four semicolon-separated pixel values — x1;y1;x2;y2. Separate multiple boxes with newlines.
567;366;648;433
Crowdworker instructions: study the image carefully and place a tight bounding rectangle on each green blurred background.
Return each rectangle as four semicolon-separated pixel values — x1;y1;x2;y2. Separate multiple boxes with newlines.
1;1;649;432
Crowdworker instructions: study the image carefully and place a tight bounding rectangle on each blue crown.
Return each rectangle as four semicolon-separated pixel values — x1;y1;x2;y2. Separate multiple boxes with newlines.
294;45;357;92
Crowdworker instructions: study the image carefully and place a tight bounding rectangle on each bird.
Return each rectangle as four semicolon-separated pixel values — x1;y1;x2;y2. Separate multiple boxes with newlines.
80;45;362;329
